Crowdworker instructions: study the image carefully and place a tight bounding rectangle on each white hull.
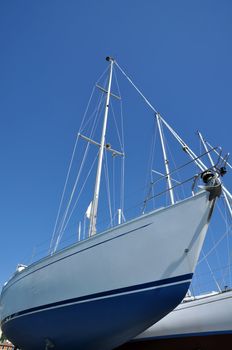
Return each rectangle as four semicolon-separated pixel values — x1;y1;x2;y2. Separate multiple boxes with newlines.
124;290;232;349
0;191;214;350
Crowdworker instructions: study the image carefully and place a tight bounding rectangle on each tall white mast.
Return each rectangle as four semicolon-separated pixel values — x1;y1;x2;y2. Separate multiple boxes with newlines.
89;57;114;236
156;113;175;205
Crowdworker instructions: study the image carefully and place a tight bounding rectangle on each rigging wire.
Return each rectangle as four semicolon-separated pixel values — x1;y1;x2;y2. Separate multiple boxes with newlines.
112;154;116;224
201;248;222;292
120;154;125;221
52;140;92;253
52;65;127;250
165;136;187;202
56;150;99;245
220;197;232;288
143;148;219;207
49;134;79;253
143;119;157;211
50;59;231;274
214;199;231;286
49;85;97;250
79;85;97;133
114;68;125;219
198;223;232;265
108;104;125;223
81;75;108;132
150;125;158;211
206;141;232;170
110;103;124;151
52;89;106;252
115;61;158;115
104;150;113;228
206;219;227;289
226;212;232;288
113;69;125;151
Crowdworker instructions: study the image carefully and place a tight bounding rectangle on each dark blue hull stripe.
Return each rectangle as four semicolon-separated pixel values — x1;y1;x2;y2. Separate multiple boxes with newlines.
1;273;192;325
2;280;191;350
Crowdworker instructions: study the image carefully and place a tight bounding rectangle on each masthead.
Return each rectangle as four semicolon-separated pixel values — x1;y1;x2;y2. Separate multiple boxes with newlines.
106;56;114;62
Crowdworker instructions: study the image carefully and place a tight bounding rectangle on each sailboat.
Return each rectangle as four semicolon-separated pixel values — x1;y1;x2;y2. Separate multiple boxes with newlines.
0;57;225;350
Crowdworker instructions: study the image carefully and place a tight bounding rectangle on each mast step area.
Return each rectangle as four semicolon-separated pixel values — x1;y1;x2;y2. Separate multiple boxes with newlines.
96;84;121;100
78;133;124;157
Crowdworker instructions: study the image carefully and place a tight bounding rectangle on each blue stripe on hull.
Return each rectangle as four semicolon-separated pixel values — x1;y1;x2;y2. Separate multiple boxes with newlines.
2;273;192;321
2;281;190;350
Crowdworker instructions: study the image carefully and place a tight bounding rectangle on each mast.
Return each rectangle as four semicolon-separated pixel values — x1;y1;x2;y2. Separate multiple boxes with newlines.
89;57;114;236
156;113;175;205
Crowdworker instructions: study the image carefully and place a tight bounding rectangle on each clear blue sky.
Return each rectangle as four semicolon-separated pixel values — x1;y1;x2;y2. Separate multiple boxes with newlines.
0;0;232;291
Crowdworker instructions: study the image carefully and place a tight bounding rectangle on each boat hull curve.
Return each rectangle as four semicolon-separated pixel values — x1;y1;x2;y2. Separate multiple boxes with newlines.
2;276;190;350
0;191;214;349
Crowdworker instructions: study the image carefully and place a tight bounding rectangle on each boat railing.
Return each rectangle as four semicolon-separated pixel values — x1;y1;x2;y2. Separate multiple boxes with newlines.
142;146;225;213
